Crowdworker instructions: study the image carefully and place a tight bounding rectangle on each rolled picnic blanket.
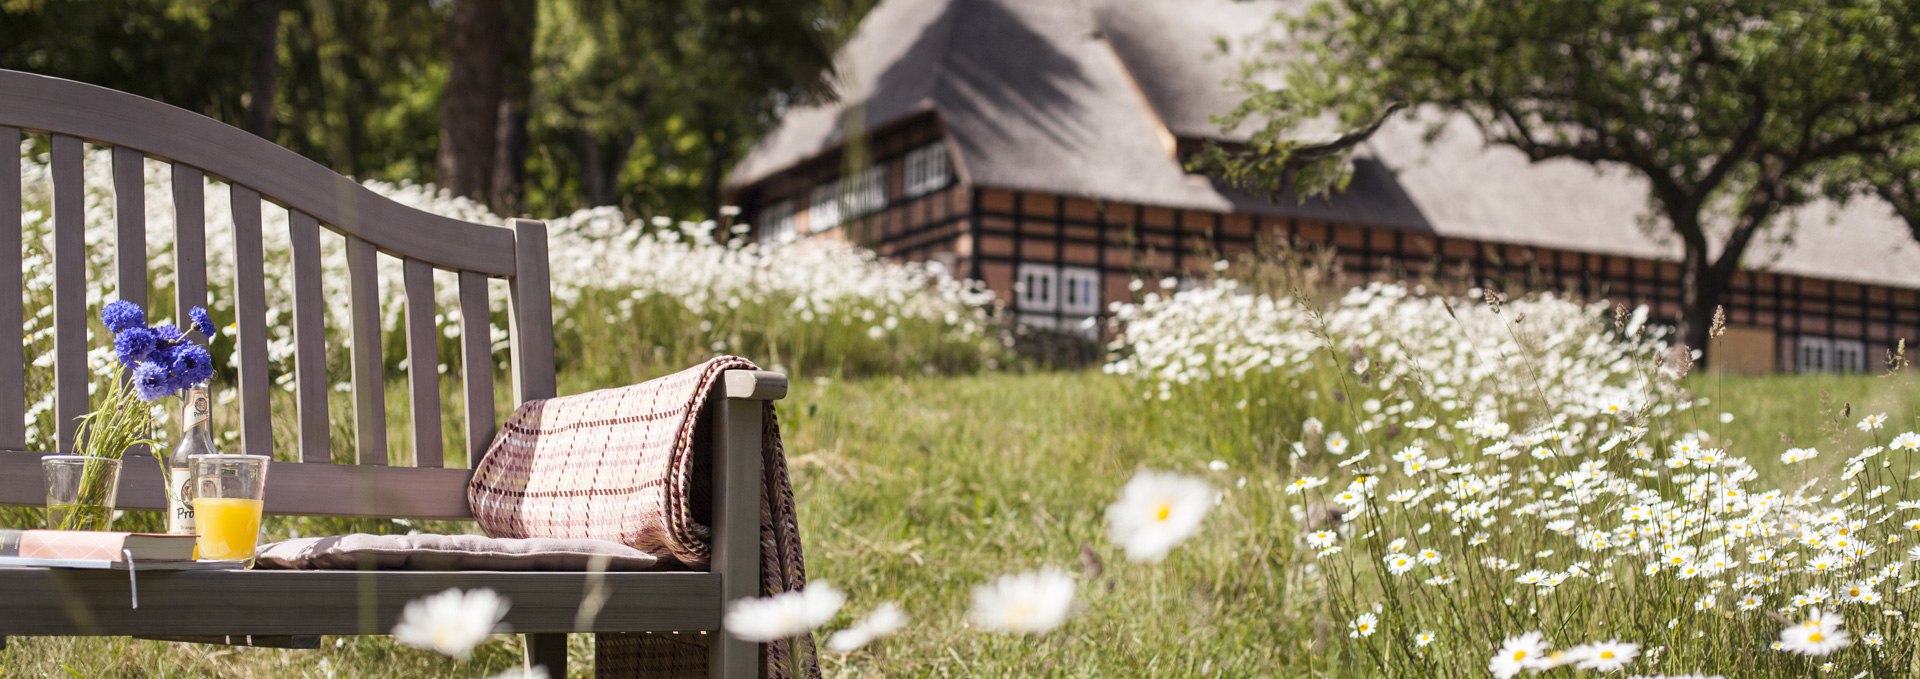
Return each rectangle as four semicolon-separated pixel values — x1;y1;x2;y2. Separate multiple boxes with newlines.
467;355;817;679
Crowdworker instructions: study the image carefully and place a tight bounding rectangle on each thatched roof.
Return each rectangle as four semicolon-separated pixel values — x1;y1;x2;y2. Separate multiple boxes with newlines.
727;0;1920;289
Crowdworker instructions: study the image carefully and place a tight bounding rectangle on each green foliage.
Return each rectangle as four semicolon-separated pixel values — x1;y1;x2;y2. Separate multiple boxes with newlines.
1199;0;1920;351
0;0;877;220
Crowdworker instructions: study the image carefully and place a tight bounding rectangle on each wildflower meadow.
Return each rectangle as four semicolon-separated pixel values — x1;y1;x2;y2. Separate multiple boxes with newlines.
5;142;1919;678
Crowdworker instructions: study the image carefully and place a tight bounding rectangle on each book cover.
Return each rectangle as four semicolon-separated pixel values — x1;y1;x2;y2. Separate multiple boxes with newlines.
0;530;197;562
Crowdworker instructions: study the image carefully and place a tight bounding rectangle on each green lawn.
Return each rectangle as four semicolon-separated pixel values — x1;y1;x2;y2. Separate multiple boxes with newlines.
0;368;1907;677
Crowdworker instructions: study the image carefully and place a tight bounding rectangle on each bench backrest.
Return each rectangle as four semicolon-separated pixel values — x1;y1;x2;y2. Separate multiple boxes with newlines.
0;69;555;519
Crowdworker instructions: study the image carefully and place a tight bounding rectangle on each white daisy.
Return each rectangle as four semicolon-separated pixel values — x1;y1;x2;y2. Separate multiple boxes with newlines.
723;581;846;643
391;587;512;661
1779;608;1851;657
970;569;1076;635
1104;470;1215;562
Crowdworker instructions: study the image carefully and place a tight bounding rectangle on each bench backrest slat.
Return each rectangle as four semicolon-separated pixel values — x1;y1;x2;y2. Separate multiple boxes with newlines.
402;258;443;468
51;134;86;453
458;271;495;467
0;126;22;451
346;234;389;467
0;69;560;518
231;185;273;457
288;211;332;463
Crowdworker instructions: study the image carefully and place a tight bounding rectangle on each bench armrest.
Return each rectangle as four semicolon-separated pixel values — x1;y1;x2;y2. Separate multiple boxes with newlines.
722;369;788;401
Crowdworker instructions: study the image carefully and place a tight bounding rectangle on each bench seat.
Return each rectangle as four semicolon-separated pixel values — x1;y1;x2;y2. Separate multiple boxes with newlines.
0;568;720;637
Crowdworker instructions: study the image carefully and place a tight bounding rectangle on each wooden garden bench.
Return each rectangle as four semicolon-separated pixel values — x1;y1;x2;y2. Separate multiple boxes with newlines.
0;69;778;678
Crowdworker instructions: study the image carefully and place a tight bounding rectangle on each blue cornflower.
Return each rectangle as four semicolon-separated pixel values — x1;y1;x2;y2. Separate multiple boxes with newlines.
189;306;216;338
112;327;157;366
101;300;145;333
166;343;215;387
152;324;186;349
131;361;175;402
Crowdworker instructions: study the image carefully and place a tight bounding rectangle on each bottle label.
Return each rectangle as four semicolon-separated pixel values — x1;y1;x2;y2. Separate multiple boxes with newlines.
168;467;196;534
183;389;211;430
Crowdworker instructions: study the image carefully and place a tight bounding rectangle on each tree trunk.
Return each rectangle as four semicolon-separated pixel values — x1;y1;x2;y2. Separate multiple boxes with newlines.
246;0;281;140
437;0;507;202
1676;246;1727;368
488;0;535;215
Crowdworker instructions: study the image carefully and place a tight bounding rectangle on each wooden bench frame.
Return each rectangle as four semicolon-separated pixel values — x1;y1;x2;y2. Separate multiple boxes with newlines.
0;69;777;678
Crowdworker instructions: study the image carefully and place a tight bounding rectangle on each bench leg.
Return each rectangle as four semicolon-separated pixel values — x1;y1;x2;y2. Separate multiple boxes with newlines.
710;395;765;679
526;633;567;677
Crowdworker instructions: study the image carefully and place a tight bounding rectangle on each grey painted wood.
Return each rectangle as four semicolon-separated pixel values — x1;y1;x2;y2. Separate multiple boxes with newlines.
509;219;556;402
135;634;320;649
458;272;495;467
723;370;789;401
0;70;519;276
230;185;272;457
345;236;387;466
525;633;567;677
709;394;765;679
111;147;146;310
170;164;208;327
0;569;721;636
402;259;442;468
112;147;148;457
288;211;330;463
0;126;22;450
50;134;85;453
0;454;474;518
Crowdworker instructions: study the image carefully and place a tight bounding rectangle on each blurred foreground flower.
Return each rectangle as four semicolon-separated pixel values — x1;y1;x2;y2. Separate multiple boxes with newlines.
825;601;909;653
723;581;845;642
1567;640;1638;671
482;668;549;679
1488;631;1549;679
1105;470;1215;562
1779;608;1850;656
971;568;1076;634
391;587;511;661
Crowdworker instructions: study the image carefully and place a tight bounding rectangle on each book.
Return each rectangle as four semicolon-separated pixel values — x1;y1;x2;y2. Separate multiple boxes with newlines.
0;529;198;562
0;555;239;571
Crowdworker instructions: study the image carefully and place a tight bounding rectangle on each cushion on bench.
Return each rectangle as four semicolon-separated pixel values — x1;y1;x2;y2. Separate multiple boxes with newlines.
255;533;662;571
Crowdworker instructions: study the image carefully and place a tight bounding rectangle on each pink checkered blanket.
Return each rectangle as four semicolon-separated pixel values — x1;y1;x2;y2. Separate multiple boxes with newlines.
468;355;816;679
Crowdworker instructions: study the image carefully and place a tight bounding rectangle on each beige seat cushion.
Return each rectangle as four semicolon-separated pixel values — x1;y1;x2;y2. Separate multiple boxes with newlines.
255;533;661;571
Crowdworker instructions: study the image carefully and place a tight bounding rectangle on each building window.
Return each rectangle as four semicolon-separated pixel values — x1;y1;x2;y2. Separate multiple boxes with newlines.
1061;267;1100;316
1833;339;1866;373
904;143;951;197
1797;336;1831;374
844;166;887;218
757;199;796;243
808;179;842;232
1015;263;1058;312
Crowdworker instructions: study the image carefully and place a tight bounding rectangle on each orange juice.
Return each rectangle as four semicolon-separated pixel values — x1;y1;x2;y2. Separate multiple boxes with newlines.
192;497;264;561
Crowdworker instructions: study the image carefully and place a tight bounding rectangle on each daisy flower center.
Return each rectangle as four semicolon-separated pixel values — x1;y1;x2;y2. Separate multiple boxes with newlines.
1810;632;1825;642
1512;650;1527;661
1154;502;1172;522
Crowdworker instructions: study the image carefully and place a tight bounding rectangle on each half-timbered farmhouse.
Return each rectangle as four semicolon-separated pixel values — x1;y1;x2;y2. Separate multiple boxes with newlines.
723;0;1920;373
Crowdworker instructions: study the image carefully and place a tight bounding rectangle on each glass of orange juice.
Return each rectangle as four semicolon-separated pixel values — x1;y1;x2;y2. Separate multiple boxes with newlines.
190;454;270;567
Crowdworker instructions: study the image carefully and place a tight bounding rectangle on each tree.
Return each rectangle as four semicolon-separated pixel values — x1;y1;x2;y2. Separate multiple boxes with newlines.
437;0;508;203
1199;0;1920;359
526;0;855;216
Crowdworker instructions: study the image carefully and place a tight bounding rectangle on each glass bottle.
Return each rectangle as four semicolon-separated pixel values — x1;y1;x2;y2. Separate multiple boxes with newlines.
168;382;215;535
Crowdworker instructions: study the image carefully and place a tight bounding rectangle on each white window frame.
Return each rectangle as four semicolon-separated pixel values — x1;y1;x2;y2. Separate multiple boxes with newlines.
808;179;842;232
1797;336;1832;374
757;199;796;243
1060;266;1101;316
903;142;951;197
1015;263;1059;313
843;166;887;218
1833;339;1866;373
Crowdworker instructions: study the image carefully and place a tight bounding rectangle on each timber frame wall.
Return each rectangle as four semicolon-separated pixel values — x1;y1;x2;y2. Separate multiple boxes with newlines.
737;129;1920;373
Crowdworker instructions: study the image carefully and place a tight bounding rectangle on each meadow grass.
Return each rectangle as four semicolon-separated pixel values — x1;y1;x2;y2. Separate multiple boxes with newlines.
0;367;1898;678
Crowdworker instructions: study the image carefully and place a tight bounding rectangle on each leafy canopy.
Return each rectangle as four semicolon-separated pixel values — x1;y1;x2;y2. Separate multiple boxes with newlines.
1199;0;1920;351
